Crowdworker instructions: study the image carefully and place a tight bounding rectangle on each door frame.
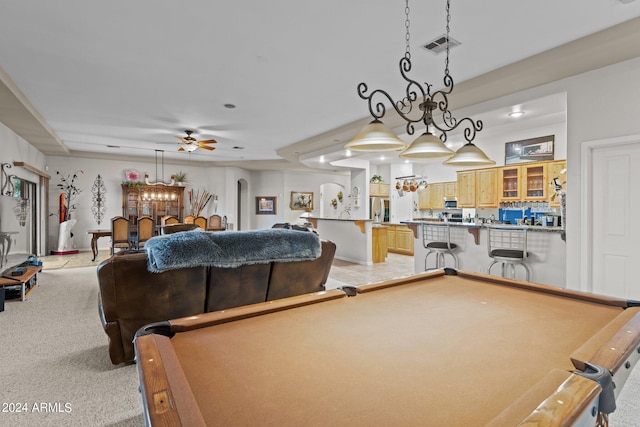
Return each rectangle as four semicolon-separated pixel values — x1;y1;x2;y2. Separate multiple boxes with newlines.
580;133;640;293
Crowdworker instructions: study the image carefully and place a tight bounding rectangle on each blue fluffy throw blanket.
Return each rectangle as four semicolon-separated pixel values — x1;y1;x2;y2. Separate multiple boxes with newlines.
144;229;321;273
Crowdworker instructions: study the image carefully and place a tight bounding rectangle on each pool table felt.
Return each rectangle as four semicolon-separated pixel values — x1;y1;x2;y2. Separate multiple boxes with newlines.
150;271;638;426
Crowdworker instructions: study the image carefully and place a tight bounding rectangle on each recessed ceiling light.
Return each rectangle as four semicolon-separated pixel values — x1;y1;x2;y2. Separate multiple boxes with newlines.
508;111;525;118
232;146;244;150
319;155;326;163
224;104;236;109
345;149;352;157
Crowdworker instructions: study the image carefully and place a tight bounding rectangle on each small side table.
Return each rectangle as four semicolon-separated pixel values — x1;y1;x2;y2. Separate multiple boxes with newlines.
0;265;42;301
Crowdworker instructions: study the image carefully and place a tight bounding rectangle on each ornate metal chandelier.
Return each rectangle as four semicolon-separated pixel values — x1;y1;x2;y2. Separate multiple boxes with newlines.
345;0;495;166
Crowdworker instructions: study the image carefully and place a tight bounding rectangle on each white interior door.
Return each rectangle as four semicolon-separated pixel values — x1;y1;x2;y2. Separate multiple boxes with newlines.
591;141;640;299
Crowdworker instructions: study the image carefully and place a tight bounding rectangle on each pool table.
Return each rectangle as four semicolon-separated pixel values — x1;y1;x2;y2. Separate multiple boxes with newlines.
134;269;640;427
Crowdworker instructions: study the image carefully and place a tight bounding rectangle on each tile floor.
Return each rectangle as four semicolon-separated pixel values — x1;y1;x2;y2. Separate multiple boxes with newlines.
38;250;417;287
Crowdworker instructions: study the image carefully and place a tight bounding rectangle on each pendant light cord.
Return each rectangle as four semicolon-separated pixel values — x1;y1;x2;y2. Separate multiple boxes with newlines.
445;0;451;76
404;0;411;60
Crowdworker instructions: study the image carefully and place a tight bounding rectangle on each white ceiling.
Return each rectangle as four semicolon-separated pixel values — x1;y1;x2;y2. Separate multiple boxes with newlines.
1;1;640;170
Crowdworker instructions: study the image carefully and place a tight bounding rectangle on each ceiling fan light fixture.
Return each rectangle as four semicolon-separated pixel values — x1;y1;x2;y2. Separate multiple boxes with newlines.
399;132;454;158
442;143;496;166
344;119;407;152
183;144;198;152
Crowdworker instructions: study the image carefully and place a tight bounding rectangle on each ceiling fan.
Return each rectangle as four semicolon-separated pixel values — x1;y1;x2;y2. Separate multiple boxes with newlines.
176;130;217;152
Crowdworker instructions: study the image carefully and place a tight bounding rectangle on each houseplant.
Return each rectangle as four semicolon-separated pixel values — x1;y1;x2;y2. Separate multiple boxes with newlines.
56;170;83;222
370;175;383;183
173;171;188;186
54;169;83;253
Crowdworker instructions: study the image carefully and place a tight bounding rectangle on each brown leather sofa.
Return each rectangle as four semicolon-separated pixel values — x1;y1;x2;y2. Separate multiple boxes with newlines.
97;240;336;364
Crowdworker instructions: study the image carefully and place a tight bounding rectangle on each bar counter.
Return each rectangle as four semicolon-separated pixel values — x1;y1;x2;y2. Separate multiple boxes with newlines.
306;217;374;265
404;221;566;287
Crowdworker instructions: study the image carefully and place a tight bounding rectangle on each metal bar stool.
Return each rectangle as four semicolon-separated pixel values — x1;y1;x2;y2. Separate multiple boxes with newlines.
423;223;458;270
487;225;531;281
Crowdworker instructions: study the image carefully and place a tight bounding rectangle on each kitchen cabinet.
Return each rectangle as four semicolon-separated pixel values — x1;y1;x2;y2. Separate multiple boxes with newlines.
418;181;456;210
522;163;548;201
429;183;445;209
547;160;566;208
372;226;388;263
499;166;522;201
443;181;457;198
456;171;476;208
386;224;414;255
121;184;185;226
476;168;498;208
456;169;497;208
370;183;390;197
498;160;564;204
418;188;430;210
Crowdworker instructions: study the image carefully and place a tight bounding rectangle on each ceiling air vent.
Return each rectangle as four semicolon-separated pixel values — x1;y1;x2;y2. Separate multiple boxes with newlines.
421;35;461;54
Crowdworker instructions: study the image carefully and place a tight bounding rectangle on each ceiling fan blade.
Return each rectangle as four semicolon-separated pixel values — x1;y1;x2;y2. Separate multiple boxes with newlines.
178;146;186;151
198;139;217;145
198;144;215;151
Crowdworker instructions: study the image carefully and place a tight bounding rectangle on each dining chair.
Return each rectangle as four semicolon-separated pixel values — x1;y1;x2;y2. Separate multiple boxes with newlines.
184;215;195;224
136;216;154;249
207;214;224;231
194;216;207;229
161;215;179;226
111;216;131;254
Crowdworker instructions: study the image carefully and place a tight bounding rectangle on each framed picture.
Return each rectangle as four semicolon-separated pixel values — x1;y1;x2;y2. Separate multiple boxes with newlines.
505;135;555;165
256;196;277;215
290;191;313;210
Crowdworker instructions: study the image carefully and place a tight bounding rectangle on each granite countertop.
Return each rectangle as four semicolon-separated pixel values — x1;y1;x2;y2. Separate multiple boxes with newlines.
404;220;564;233
308;217;372;222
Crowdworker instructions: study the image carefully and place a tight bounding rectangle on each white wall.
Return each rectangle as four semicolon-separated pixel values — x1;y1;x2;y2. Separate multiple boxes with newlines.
0;122;47;256
564;56;640;292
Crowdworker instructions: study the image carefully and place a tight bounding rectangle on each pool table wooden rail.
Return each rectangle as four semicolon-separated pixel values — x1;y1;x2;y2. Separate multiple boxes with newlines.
486;369;602;427
134;270;640;427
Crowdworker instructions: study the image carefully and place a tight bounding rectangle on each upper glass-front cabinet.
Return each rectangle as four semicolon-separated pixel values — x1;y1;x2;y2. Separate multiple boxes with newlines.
522;163;547;200
499;166;521;201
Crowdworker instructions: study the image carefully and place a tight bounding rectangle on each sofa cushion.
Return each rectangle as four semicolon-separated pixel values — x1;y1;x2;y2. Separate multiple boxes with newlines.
206;264;272;312
268;240;336;301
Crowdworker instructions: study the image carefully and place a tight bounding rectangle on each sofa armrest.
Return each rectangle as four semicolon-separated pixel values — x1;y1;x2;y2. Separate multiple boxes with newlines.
97;253;208;364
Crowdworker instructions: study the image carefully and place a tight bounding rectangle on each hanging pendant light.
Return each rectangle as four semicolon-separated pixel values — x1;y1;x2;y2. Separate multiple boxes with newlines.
348;0;494;166
400;131;453;158
344;119;407;152
443;143;496;166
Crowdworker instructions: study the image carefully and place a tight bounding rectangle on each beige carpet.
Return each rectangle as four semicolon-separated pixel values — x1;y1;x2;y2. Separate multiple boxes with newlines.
2;261;639;426
0;267;143;427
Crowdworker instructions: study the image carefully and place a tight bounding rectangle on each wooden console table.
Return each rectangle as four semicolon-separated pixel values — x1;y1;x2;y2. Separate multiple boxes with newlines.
0;265;42;301
88;229;111;261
